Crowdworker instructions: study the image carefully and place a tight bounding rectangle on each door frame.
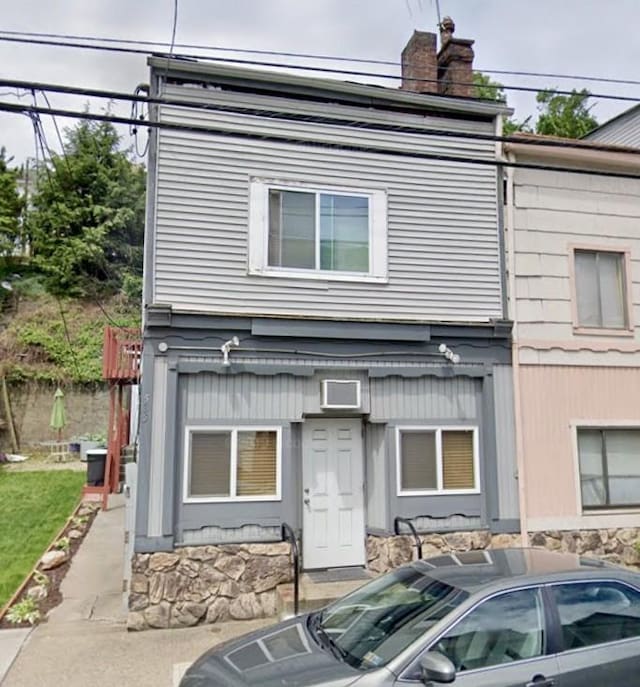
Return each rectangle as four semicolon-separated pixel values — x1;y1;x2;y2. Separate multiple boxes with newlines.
301;416;366;569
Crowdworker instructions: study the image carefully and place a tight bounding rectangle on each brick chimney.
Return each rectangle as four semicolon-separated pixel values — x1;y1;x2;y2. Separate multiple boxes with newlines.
437;16;475;98
401;30;438;94
400;17;475;98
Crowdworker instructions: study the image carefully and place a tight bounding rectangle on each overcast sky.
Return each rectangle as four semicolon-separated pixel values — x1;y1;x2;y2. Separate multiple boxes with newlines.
1;0;639;165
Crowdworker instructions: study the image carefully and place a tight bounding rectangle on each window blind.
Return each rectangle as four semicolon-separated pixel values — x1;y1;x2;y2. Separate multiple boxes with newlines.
442;430;475;490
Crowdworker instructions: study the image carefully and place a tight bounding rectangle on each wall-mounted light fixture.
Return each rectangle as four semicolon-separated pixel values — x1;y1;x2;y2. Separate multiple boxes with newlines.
438;343;461;364
221;336;240;366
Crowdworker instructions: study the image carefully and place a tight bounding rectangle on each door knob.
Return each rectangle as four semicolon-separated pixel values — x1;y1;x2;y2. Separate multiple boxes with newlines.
303;487;310;494
303;497;311;506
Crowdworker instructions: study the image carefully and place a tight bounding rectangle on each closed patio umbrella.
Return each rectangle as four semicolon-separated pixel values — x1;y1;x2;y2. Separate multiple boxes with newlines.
50;387;66;441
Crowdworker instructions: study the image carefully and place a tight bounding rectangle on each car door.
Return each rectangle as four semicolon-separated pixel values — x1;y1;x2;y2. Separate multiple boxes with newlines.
548;580;640;687
396;587;561;687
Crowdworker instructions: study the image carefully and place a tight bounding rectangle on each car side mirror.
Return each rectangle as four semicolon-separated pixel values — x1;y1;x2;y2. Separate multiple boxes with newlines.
419;651;456;684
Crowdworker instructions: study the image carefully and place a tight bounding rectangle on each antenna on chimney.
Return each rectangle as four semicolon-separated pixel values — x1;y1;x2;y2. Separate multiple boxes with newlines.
431;0;442;27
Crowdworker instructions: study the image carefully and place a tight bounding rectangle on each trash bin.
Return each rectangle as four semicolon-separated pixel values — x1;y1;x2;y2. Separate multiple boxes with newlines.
86;449;108;486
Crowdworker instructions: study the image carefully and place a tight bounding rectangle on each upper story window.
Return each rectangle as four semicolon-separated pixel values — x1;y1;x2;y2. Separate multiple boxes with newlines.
578;427;640;510
249;179;388;282
574;249;629;330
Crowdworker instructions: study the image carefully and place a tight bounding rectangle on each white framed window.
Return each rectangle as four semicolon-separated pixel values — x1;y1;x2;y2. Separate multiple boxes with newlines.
248;178;388;282
183;426;282;503
573;248;631;331
396;426;480;496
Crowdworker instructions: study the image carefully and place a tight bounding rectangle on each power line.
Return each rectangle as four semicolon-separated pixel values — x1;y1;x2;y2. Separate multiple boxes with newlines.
1;97;640;181
0;34;638;104
0;76;638;158
1;28;638;89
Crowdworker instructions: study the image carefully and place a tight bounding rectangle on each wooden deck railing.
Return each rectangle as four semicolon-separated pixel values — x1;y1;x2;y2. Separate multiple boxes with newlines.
102;327;142;382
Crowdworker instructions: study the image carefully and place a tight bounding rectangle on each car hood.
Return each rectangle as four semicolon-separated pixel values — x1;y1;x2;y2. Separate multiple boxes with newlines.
180;615;364;687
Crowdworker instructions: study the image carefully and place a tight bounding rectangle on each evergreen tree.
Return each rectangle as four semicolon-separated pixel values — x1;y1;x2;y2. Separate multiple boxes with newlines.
28;119;145;298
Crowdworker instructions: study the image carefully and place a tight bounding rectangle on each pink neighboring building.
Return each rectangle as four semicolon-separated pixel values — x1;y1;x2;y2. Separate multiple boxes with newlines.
505;137;640;554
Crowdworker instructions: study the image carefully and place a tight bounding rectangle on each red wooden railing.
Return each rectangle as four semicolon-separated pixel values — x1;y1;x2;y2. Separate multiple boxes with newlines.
85;327;142;508
102;327;142;382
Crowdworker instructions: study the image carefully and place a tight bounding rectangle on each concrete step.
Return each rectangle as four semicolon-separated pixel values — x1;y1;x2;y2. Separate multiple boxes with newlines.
276;570;372;620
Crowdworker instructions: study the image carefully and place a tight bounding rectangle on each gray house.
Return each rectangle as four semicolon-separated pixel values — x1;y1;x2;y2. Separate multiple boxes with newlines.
130;22;520;629
584;104;640;148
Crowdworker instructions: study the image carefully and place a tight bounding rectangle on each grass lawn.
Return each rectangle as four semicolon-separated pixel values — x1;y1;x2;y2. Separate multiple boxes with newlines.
0;469;85;608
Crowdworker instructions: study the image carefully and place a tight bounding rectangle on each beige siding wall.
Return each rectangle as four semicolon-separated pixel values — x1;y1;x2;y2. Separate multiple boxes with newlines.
511;167;640;365
520;365;640;530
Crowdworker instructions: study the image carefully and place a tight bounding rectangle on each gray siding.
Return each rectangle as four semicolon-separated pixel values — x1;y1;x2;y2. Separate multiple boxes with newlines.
370;376;479;421
365;423;388;530
152;86;502;323
586;107;640;148
493;365;519;520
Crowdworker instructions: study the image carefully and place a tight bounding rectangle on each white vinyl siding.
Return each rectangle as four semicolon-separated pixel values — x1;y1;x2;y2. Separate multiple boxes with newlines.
184;426;282;503
152;85;502;322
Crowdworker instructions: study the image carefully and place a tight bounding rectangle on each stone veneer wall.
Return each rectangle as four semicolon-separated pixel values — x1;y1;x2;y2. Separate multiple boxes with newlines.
128;528;640;630
128;542;292;631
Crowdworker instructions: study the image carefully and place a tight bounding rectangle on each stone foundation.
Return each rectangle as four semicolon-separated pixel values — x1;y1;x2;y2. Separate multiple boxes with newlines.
128;527;640;630
127;542;292;631
366;530;521;573
529;528;640;569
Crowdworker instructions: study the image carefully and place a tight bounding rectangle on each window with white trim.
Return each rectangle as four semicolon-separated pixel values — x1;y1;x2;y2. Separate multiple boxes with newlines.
249;180;388;282
397;427;479;495
574;249;628;329
185;427;281;502
578;428;640;509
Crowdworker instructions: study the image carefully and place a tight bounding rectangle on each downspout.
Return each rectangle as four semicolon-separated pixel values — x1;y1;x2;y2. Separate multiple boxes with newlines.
505;149;530;546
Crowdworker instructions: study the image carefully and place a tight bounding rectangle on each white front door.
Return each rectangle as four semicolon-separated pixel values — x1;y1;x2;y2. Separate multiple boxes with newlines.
302;418;365;569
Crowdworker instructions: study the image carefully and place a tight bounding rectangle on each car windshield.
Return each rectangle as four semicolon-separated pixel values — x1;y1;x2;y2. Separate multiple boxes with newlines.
312;564;468;670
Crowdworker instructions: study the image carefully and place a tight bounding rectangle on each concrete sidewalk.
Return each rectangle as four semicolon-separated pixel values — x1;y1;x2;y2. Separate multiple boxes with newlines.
2;497;272;686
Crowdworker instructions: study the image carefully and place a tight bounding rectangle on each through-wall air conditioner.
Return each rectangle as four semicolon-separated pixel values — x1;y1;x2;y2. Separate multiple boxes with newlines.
321;379;361;409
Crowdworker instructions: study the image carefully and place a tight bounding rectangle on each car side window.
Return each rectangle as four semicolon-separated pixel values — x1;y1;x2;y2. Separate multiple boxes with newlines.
552;581;640;651
432;588;545;672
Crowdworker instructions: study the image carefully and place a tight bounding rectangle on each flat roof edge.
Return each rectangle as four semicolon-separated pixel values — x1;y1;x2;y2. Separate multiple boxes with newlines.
147;55;511;118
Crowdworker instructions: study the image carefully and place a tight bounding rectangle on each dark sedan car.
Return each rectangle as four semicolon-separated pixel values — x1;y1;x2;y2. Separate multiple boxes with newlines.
180;548;640;686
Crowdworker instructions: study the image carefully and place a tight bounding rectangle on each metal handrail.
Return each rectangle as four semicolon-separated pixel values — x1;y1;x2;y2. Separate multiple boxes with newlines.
394;516;423;560
281;522;300;615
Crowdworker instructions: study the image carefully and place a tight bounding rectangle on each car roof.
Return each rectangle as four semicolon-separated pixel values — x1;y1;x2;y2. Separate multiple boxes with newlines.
412;547;638;595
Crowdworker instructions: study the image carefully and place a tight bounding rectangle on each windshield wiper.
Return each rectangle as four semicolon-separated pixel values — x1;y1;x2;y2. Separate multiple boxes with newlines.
308;612;350;663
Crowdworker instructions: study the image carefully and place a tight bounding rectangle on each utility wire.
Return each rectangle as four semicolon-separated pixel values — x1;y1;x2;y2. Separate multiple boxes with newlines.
0;34;638;104
0;76;638;158
0;28;638;88
2;98;640;181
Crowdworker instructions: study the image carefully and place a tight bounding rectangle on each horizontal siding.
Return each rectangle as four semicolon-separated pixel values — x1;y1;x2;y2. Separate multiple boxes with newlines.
586;109;640;148
153;85;502;322
414;515;482;531
511;166;640;364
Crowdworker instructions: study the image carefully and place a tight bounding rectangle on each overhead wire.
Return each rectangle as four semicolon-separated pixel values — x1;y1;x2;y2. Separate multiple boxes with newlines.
0;28;638;88
1;97;640;181
0;34;639;104
0;76;638;159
